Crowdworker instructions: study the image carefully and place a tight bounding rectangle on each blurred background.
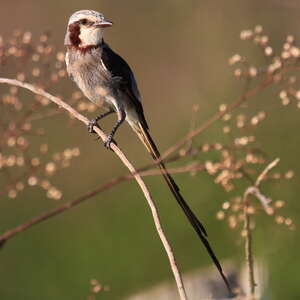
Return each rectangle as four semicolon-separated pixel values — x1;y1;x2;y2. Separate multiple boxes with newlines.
0;0;300;299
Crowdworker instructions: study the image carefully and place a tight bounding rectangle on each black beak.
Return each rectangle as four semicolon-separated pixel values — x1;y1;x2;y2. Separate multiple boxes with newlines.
93;19;113;28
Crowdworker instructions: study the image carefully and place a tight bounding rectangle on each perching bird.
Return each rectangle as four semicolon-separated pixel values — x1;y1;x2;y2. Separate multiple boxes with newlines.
64;10;232;294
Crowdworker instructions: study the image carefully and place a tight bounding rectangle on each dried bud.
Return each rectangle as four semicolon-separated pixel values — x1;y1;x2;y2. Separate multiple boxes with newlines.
223;113;231;121
285;218;293;226
234;68;242;78
260;35;269;45
264;46;273;56
275;200;285;208
228;215;237;228
285;170;294;179
240;30;253;40
32;67;40;77
222;202;230;210
22;32;32;44
28;176;38;186
254;25;263;34
286;35;295;43
281;51;290;59
8;189;17;199
223;126;231;134
31;157;40;167
248;66;257;77
219;104;227;112
45;162;56;175
217;211;225;220
290;46;300;58
56;52;65;62
275;216;284;224
228;54;242;65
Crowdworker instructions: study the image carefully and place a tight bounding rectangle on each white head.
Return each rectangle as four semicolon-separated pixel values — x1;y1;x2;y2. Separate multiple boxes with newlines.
64;10;113;48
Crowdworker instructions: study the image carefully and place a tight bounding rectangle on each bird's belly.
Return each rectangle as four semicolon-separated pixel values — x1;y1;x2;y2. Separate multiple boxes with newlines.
69;59;136;114
73;72;112;107
102;92;139;119
68;55;112;106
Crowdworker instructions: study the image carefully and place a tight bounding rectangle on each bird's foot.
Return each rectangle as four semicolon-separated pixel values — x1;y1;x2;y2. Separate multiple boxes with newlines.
104;134;117;150
87;118;101;134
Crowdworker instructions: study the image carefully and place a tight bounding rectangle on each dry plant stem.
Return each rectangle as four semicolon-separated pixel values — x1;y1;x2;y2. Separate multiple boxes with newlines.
0;78;188;300
0;175;129;247
0;139;208;246
0;72;278;243
0;73;278;297
161;75;273;160
167;64;300;162
243;193;256;299
255;158;280;186
0;163;206;247
0;70;284;297
1;141;249;246
242;158;280;299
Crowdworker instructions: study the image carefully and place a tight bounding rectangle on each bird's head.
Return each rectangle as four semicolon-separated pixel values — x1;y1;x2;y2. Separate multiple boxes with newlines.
64;10;113;48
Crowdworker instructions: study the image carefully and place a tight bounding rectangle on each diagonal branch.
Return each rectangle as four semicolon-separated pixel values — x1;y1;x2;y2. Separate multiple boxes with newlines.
0;162;206;248
0;142;219;248
0;78;188;300
0;174;129;248
161;75;274;160
163;63;300;161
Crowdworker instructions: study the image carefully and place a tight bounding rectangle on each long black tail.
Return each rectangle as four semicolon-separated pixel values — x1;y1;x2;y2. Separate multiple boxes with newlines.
134;121;232;294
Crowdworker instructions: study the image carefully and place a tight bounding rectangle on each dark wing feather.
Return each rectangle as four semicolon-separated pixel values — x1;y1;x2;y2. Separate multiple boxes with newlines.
101;42;148;129
100;43;232;294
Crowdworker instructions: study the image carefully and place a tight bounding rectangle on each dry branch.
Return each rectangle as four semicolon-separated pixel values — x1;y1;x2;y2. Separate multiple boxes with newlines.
161;75;273;160
0;161;206;247
242;158;281;298
0;67;290;299
0;78;188;300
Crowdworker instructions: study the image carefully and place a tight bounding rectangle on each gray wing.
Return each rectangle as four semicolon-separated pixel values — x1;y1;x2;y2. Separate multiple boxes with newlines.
101;42;148;128
65;52;74;81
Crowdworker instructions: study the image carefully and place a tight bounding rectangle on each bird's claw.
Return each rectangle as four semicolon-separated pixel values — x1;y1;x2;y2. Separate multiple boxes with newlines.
87;119;100;134
104;135;117;150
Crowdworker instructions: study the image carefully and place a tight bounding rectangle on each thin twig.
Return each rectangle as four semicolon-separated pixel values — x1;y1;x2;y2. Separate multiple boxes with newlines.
0;175;128;247
161;75;273;160
242;158;281;299
255;158;280;186
0;70;285;299
242;192;256;299
245;187;272;213
0;78;188;300
0;70;278;246
0;72;278;300
0;141;223;248
0;163;206;247
162;64;300;161
0;142;254;250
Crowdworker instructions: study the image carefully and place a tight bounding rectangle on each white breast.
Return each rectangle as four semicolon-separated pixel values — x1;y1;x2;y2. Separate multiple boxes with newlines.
79;27;103;47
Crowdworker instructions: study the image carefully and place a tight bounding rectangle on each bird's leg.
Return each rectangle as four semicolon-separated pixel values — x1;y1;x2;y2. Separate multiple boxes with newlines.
88;110;114;133
104;110;126;149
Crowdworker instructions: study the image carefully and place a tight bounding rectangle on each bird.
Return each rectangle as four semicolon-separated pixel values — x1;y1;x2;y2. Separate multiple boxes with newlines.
64;10;232;294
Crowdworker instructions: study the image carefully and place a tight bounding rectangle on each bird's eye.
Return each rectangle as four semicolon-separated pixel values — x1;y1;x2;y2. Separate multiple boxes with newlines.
81;19;88;25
